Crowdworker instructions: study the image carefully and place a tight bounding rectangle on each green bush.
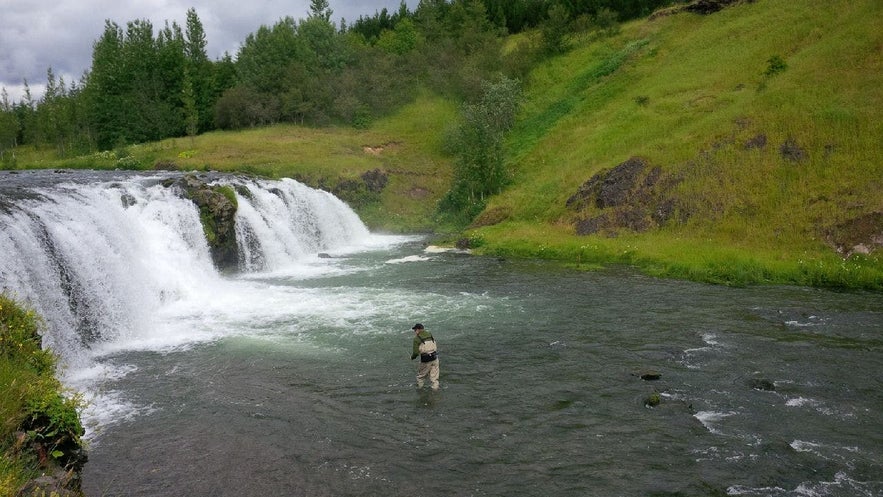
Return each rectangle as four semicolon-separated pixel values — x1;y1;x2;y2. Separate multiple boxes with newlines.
439;76;522;221
763;54;788;76
1;295;85;493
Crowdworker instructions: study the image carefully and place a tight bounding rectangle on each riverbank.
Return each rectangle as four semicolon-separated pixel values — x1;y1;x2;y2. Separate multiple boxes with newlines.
0;295;86;497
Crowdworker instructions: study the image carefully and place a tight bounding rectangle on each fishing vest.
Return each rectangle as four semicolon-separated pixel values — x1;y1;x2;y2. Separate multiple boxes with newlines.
418;335;438;362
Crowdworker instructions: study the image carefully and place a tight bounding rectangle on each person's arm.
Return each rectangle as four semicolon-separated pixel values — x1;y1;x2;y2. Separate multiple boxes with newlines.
411;336;420;360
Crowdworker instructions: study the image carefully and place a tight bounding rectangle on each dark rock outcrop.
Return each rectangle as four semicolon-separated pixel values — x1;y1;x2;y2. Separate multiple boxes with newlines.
567;157;685;236
638;371;662;381
686;0;751;15
332;169;388;208
780;137;807;162
164;174;239;270
360;168;388;193
825;212;883;258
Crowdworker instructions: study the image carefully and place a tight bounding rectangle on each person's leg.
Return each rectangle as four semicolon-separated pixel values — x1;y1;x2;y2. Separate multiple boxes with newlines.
429;360;440;390
416;362;430;388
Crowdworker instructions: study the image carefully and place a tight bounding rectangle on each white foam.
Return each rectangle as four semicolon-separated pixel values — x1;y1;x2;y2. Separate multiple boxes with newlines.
694;410;737;434
385;255;432;264
424;245;471;254
786;396;817;407
726;484;787;495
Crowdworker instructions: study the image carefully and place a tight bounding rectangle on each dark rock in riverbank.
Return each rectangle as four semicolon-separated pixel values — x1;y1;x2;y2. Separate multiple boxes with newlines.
330;169;388;208
567;157;686;236
686;0;753;15
825;212;883;259
17;466;85;497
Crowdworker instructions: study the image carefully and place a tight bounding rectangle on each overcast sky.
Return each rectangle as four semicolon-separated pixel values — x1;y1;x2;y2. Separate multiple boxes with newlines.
0;0;415;103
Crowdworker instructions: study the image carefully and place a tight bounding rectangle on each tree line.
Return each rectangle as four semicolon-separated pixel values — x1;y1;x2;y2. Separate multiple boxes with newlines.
0;0;675;218
1;0;677;161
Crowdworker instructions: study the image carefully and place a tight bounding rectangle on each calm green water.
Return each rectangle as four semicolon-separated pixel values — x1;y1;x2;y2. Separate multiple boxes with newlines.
80;241;883;497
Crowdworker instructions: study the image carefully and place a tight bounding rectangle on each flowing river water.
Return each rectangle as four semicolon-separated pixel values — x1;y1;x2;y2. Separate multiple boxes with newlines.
1;170;881;496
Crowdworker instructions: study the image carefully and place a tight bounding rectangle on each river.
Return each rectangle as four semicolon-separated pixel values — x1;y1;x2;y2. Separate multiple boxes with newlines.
1;170;880;496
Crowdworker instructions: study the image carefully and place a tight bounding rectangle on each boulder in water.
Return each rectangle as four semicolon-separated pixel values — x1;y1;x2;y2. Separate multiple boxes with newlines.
639;371;662;381
644;392;661;407
748;378;775;391
165;174;239;270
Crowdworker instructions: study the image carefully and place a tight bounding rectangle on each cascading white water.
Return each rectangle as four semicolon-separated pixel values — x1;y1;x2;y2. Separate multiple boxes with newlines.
0;173;371;369
232;178;370;271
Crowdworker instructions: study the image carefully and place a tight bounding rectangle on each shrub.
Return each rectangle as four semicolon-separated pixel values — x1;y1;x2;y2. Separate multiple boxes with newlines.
440;76;522;221
764;55;788;76
1;295;86;493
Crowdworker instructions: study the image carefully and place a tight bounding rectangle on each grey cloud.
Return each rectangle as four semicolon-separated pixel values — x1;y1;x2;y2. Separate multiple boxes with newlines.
1;0;414;102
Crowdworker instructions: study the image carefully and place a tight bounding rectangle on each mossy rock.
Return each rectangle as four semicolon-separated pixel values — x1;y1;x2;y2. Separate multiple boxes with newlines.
165;175;239;269
644;392;661;407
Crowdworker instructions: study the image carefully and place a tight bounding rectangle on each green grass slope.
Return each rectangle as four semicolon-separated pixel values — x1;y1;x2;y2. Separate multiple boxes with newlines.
472;0;883;289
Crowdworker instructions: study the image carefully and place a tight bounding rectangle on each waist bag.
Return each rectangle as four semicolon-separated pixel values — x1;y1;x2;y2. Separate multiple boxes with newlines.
420;351;438;363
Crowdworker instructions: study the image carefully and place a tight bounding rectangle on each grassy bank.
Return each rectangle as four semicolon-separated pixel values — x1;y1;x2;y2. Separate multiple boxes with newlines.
468;0;883;289
9;0;882;289
0;295;86;496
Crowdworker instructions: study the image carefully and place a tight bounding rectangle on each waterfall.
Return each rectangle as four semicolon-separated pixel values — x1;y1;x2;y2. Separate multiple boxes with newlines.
0;171;371;368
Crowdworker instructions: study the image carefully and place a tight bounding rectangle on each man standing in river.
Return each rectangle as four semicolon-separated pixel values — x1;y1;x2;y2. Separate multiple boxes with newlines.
410;323;440;390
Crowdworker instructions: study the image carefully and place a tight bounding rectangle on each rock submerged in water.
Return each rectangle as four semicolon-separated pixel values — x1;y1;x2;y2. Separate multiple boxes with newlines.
748;378;776;391
640;371;662;381
644;392;661;407
632;370;662;381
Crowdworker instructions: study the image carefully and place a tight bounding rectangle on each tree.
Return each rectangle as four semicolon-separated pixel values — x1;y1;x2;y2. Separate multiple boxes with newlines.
182;68;198;140
184;8;214;132
541;3;571;54
84;21;128;149
376;18;420;55
441;76;522;219
236;18;303;94
0;88;19;161
309;0;333;22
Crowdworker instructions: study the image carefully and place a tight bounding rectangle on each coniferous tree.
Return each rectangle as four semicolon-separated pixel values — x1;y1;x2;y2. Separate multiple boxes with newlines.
84;21;127;150
0;88;19;162
184;8;214;132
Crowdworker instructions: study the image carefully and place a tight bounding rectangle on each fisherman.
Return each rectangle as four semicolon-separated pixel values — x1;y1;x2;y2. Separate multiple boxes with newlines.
410;323;440;390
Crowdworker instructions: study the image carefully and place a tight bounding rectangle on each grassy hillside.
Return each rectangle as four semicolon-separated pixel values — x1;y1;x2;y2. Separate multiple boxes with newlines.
11;0;882;289
469;0;883;289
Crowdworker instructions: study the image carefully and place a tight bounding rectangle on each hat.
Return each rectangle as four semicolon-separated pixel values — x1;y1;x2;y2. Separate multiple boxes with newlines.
412;323;424;330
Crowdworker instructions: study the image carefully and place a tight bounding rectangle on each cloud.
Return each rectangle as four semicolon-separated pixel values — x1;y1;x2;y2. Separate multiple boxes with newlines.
0;0;415;102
